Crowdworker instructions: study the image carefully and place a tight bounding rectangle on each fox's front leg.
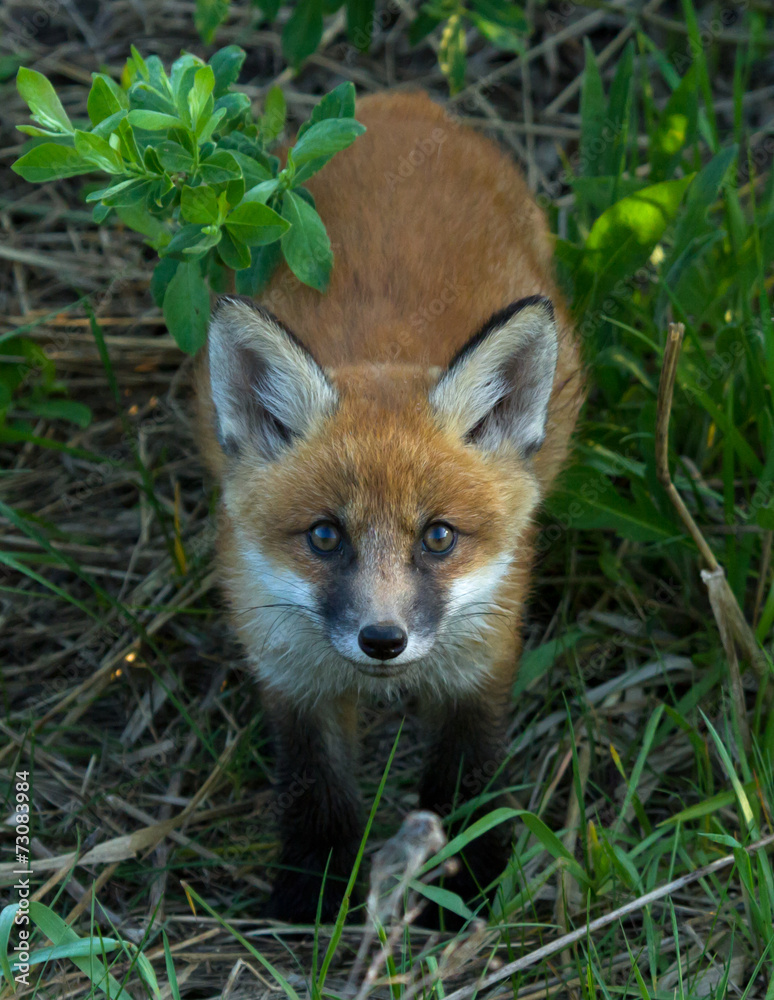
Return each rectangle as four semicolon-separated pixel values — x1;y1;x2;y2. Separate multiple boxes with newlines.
266;695;363;923
418;687;513;914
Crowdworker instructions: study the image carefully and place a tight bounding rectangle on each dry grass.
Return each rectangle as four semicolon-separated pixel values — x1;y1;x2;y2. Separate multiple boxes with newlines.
1;1;773;998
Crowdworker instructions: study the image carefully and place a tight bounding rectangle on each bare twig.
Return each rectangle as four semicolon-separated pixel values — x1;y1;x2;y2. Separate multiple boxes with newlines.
655;323;766;713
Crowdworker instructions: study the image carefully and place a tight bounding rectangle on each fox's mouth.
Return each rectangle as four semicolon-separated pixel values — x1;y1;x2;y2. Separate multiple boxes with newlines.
353;662;410;679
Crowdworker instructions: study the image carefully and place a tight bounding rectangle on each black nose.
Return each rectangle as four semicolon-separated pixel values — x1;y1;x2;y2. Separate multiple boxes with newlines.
358;623;408;661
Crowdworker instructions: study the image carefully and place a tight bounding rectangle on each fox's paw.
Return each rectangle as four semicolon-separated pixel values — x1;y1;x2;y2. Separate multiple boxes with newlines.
265;872;349;925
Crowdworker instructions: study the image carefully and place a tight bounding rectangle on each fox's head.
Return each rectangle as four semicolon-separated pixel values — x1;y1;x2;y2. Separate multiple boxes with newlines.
206;296;558;701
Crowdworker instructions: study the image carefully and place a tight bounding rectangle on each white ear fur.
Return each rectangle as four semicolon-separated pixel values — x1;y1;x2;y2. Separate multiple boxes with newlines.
207;296;337;459
429;296;558;458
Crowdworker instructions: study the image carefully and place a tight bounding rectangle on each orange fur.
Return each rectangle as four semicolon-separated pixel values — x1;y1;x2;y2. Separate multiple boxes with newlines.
197;90;583;691
195;90;585;922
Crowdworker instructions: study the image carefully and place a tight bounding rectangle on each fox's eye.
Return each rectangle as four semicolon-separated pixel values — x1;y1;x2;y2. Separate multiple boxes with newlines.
422;522;456;554
308;521;342;554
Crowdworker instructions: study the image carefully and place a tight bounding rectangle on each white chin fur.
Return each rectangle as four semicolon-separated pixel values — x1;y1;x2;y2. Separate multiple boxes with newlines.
229;538;512;706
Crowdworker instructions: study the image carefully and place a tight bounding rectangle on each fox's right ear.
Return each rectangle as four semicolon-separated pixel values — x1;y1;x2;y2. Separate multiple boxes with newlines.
207;297;337;460
430;296;557;458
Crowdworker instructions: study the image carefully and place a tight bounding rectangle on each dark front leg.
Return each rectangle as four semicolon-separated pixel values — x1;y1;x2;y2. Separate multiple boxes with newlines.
418;692;513;918
266;696;363;923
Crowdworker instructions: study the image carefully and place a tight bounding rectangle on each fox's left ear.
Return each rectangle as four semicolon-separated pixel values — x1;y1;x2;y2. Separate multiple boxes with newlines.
429;296;558;458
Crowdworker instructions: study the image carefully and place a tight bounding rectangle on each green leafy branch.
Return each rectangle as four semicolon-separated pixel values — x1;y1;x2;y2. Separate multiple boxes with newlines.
11;47;365;352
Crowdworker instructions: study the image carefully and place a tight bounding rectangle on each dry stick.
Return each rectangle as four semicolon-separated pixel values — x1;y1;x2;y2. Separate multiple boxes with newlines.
441;830;774;1000
655;323;766;750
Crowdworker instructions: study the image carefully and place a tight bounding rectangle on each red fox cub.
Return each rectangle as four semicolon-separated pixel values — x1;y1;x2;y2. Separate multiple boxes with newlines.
196;91;583;922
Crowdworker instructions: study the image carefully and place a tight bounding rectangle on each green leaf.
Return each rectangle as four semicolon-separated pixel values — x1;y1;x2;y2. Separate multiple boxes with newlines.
420;807;519;872
210;44;246;97
16;124;72;138
170;53;204;103
668;146;735;268
89;109;128;139
409;881;475;921
22;398;92;428
12;144;94;182
181;185;220;224
281;189;332;291
235;239;282;295
127;44;149;83
470;0;528;29
127;109;181;130
161;223;213;258
163;932;182;1000
546;466;677;543
86;177;136;203
520;812;584;870
439;14;467;94
650;66;698;179
579;38;605;177
261;85;286;143
225;200;289;245
162;260;210;353
243;178;281;203
116;204;166;240
409;8;443;45
659;785;753;825
469;14;524;53
196;0;231;43
228;152;272;190
129;80;177;116
156;139;195;173
571;175;646;214
198;149;242;182
600;40;633;177
24;903;130;1000
255;0;282;18
513;629;585;698
74;130;124;173
151;258;180;306
92;177;155;208
756;505;774;530
299;82;356;139
578;176;693;300
87;74;127;125
346;0;375;51
0;904;18;982
218;229;252;269
282;0;324;67
188;65;216;133
291;117;366;166
17;67;73;133
115;118;141;164
214;92;250;125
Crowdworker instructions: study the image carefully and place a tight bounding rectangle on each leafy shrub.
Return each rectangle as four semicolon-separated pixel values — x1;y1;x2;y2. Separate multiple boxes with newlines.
11;47;366;353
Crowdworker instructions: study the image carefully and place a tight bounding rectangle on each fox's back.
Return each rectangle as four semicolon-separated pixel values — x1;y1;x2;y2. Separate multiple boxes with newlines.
259;90;581;489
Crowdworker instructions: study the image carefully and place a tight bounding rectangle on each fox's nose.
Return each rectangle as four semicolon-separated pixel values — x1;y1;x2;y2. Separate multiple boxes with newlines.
358;623;408;661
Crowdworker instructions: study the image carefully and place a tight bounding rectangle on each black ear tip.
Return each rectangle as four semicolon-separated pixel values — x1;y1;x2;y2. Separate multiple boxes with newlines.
511;294;555;321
